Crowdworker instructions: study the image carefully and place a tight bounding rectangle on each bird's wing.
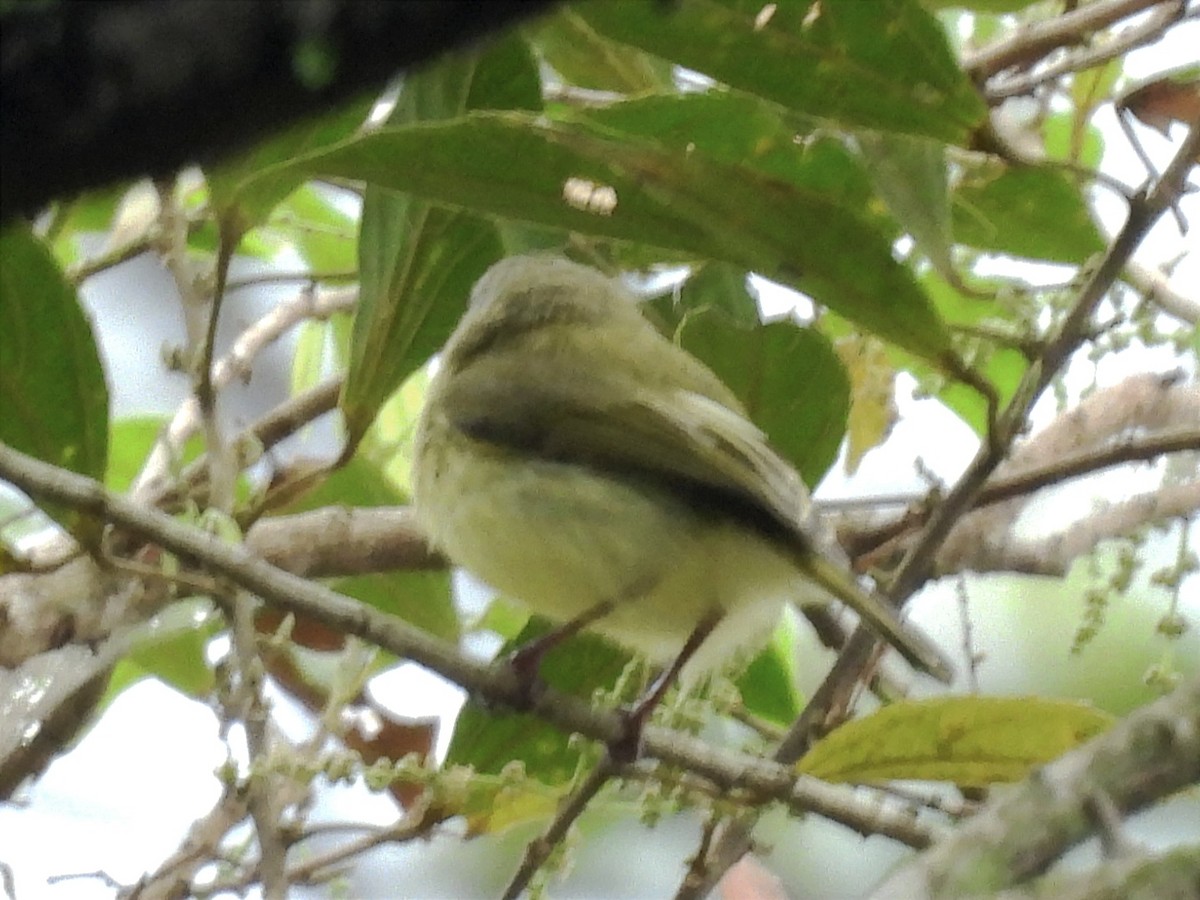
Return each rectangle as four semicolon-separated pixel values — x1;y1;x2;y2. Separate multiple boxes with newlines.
434;329;954;682
435;331;815;545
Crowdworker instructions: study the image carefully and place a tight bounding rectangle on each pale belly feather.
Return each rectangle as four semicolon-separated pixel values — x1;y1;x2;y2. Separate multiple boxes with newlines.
415;424;803;674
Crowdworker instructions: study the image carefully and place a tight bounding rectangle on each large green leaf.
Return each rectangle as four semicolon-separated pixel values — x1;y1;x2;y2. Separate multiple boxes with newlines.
0;224;109;540
574;91;897;241
343;36;538;447
240;113;959;367
576;0;986;143
347;199;502;445
952;164;1105;263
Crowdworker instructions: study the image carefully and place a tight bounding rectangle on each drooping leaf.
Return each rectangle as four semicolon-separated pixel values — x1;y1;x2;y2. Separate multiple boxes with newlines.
835;335;898;475
210;95;373;240
576;0;986;144
529;7;671;93
857;132;958;285
798;695;1114;785
1117;65;1200;136
342;36;538;447
0;224;109;542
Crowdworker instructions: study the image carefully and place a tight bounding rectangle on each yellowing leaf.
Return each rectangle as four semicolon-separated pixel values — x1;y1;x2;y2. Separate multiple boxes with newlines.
835;335;897;475
797;696;1114;786
452;774;561;836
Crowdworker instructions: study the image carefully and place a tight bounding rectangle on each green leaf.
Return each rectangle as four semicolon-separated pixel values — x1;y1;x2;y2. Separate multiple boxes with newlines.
677;312;849;487
1071;59;1123;119
242;113;958;367
952;164;1105;263
99;599;220;710
333;570;457;643
576;0;985;143
291;319;331;398
127;600;219;698
1043;112;1105;170
347;199;502;446
736;617;802;726
49;184;128;269
267;183;358;273
210;95;373;239
645;261;759;330
575;91;896;241
448;770;562;837
530;8;671;93
920;273;1029;435
107;416;205;493
0;224;109;541
343;35;537;447
798;696;1114;786
857;132;957;284
446;621;634;781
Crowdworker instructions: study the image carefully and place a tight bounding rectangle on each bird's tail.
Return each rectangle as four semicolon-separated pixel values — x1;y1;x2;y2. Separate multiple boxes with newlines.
802;554;954;684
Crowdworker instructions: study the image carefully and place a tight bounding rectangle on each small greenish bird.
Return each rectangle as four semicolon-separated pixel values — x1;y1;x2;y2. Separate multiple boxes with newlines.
413;255;952;686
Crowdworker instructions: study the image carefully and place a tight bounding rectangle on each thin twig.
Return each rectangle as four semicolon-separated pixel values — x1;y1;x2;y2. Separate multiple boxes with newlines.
502;757;620;899
227;586;290;900
224;269;357;291
1123;257;1200;324
131;285;355;501
964;0;1168;81
985;1;1186;101
975;425;1200;507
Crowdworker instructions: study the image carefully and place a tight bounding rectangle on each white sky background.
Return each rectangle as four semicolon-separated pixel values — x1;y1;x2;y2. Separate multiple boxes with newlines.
2;15;1199;900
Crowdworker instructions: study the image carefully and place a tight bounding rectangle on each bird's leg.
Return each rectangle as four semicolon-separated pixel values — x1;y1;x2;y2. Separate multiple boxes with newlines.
504;598;619;705
608;609;722;764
